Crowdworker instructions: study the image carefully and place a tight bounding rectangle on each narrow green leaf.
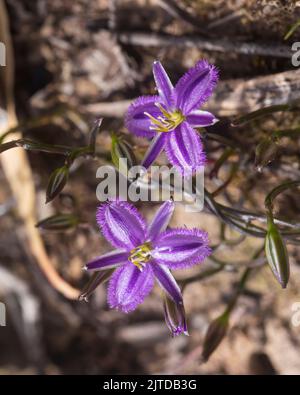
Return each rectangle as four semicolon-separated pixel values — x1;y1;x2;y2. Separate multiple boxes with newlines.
0;140;18;153
284;19;300;40
0;138;74;155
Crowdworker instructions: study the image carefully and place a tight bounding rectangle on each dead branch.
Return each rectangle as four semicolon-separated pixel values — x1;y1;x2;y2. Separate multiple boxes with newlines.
119;32;292;58
158;0;209;35
85;69;300;118
208;68;300;116
0;265;44;366
0;0;80;300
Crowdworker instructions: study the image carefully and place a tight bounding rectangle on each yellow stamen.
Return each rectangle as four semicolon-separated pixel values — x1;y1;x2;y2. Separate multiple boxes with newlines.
144;103;185;133
129;242;152;271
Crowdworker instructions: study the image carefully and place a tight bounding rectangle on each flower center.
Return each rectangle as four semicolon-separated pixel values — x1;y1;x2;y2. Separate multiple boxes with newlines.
144;103;185;133
128;241;152;271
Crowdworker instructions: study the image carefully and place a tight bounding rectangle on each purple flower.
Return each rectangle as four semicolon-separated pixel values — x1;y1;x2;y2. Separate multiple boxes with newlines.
85;199;211;336
125;60;219;175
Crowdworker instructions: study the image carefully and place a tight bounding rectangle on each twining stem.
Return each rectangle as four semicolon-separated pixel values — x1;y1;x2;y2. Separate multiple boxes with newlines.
272;126;300;139
181;261;231;289
264;180;300;213
224;246;264;315
209;147;236;179
204;187;300;241
211;162;239;197
231;104;298;127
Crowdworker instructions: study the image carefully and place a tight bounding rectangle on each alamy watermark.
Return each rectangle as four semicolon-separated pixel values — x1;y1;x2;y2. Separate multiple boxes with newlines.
0;302;6;326
291;302;300;328
0;41;5;67
96;159;205;212
292;42;300;67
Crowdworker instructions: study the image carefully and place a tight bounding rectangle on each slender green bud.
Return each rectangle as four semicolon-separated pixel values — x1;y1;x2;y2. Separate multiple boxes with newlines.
163;294;188;337
79;269;114;302
36;214;79;231
46;165;69;203
201;312;229;362
265;215;290;288
89;118;103;153
111;134;137;176
255;137;278;172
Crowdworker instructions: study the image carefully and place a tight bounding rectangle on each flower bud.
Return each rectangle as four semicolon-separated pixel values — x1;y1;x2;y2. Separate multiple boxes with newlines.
79;269;114;302
163;294;189;337
111;135;137;176
265;216;290;288
201;312;229;362
255;137;278;172
89;118;103;153
46;165;69;203
36;214;79;231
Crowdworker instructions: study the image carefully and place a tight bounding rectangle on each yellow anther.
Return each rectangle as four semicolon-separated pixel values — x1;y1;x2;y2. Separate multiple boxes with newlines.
156;103;171;119
129;242;152;271
144;104;185;133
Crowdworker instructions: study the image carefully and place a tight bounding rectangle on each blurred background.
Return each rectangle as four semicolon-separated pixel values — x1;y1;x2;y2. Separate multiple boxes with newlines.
1;0;300;374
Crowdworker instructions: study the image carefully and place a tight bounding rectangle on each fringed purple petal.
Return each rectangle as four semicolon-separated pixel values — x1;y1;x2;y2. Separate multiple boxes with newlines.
97;200;146;250
186;110;218;127
175;60;218;114
152;228;211;269
141;133;167;169
147;200;175;241
85;249;129;271
165;122;206;175
153;61;174;107
125;95;160;137
107;262;154;312
151;262;182;304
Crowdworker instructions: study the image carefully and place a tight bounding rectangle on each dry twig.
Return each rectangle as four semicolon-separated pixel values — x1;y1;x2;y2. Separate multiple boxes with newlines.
0;0;80;300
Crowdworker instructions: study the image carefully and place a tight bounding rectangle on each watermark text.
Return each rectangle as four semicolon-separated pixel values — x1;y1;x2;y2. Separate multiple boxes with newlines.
0;302;6;326
96;160;205;212
0;42;5;67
